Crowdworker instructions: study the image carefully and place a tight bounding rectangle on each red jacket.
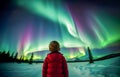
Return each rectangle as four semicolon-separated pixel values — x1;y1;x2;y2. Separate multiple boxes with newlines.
42;52;68;77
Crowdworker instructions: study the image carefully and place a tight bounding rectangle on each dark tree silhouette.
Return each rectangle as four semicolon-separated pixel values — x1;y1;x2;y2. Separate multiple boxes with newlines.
14;52;18;62
10;52;14;62
88;47;94;63
6;51;10;62
29;53;34;64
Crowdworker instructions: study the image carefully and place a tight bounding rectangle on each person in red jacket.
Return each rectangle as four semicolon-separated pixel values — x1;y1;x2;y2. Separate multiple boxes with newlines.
42;41;68;77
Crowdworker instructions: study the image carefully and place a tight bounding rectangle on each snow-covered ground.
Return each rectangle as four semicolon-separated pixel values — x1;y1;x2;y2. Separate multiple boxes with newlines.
0;57;120;77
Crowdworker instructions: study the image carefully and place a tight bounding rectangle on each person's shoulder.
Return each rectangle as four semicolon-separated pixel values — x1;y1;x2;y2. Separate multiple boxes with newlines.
57;52;64;56
58;52;63;55
46;53;51;58
58;52;66;58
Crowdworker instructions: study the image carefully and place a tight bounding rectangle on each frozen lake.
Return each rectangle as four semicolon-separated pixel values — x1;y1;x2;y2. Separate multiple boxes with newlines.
0;57;120;77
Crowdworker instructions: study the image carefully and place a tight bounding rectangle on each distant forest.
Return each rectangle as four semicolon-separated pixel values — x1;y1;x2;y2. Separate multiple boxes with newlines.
0;47;120;64
0;51;34;64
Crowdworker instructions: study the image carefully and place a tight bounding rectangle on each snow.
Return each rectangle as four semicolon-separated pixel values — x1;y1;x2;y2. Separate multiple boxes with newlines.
0;57;120;77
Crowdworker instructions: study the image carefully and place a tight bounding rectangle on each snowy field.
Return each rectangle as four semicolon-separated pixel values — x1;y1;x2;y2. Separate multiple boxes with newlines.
0;57;120;77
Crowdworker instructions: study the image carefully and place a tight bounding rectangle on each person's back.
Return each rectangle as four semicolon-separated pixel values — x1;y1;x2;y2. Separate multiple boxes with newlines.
42;41;68;77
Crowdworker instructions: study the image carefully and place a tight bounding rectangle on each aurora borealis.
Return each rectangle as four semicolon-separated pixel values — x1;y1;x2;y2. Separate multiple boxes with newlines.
0;0;120;60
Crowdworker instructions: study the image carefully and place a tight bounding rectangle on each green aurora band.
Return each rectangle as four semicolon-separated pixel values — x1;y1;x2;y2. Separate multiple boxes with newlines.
0;0;120;60
15;0;84;58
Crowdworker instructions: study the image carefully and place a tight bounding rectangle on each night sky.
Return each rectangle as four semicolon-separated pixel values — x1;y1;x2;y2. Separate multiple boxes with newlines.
0;0;120;60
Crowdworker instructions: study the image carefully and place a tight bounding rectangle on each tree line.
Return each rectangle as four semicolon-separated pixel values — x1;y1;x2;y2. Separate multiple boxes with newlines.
0;51;34;64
